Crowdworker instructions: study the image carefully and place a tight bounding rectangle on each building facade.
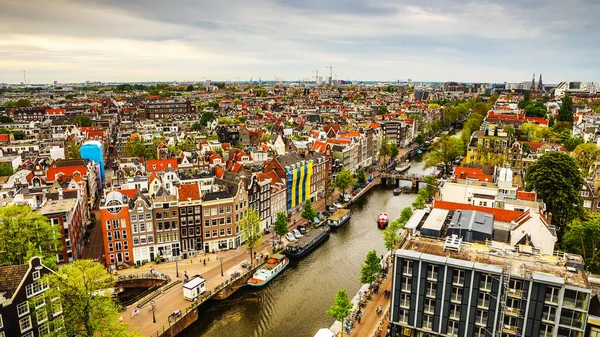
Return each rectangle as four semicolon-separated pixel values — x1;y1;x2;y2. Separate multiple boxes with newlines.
100;191;134;268
177;183;203;258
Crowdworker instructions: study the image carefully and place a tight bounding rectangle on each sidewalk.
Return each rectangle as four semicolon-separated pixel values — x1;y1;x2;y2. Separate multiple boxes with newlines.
350;275;393;337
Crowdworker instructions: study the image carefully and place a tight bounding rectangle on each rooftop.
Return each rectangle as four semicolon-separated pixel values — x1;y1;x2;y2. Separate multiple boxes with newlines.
399;237;589;289
38;198;77;214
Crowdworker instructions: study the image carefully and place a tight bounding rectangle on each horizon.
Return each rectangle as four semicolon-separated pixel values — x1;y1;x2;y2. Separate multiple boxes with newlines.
1;0;599;84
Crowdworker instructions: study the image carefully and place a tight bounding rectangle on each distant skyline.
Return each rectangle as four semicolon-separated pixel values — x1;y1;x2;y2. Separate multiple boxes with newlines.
1;0;599;84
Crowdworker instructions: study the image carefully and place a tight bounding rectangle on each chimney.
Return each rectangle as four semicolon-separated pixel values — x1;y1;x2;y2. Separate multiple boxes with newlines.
546;212;553;224
58;188;63;200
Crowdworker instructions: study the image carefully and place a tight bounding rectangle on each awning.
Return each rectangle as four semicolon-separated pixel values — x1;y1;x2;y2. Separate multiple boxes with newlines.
313;217;320;224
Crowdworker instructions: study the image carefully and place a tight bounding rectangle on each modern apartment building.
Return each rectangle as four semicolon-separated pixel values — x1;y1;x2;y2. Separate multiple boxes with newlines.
390;237;590;337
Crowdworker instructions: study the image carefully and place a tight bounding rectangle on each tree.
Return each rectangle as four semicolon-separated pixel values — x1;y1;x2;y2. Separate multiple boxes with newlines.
378;106;389;114
239;208;263;265
398;206;414;225
302;199;318;222
389;143;399;161
525;151;584;237
503;125;515;139
383;225;401;252
73;115;92;127
191;122;202;131
423;136;463;174
186;84;195;91
123;137;156;160
65;140;81;159
357;168;366;185
12;130;26;140
359;250;381;284
200;111;216;127
557;95;574;123
562;218;600;273
573;143;600;176
15;98;32;107
0;115;13;123
0;205;61;269
43;260;139;337
273;212;289;241
3;100;16;108
334;167;355;196
325;289;353;332
0;162;13;176
379;135;390;160
415;133;425;145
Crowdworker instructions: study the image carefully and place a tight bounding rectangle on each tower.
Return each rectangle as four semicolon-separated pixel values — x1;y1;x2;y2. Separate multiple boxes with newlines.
538;72;543;92
530;72;536;91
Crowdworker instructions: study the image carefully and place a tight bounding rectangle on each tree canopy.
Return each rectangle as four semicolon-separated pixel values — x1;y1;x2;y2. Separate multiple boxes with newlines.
379;135;390;160
325;289;353;325
73;115;93;127
0;205;61;269
301;199;318;222
273;212;289;239
0;163;13;176
65;140;81;159
334;167;355;195
240;208;263;264
557;95;574;123
43;260;139;337
525;151;584;236
15;98;32;107
357;168;366;185
359;250;381;284
0;115;13;123
123;137;157;160
389;143;399;161
562;216;600;274
200;111;216;127
572;143;600;177
423;136;463;174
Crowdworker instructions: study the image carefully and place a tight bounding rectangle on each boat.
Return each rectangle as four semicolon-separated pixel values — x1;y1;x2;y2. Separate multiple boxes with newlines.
393;188;403;196
327;209;351;228
285;225;331;258
247;254;289;287
377;213;389;229
396;161;411;173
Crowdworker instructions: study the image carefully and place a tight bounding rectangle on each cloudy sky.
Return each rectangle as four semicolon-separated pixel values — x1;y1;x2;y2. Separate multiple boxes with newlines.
1;0;598;84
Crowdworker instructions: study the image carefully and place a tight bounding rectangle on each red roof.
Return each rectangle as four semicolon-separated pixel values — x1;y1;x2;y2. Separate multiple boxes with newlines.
453;167;494;182
146;158;178;173
326;138;352;145
516;189;537;202
0;134;10;142
432;200;525;223
46;164;88;182
525;142;567;153
120;188;139;199
312;140;327;152
178;183;201;201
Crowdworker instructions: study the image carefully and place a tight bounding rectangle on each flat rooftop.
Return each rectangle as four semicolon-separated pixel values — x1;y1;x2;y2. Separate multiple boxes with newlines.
38;198;77;214
399;236;589;289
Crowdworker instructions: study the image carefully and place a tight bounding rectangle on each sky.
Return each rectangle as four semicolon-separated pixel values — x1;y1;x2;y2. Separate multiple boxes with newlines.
1;0;599;84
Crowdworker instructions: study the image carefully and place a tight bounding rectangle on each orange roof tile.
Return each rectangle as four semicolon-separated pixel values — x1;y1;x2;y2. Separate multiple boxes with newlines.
178;183;201;201
433;200;524;223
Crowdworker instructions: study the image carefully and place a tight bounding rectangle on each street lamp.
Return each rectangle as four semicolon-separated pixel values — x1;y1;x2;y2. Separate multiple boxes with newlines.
151;301;156;323
219;257;223;277
175;256;179;278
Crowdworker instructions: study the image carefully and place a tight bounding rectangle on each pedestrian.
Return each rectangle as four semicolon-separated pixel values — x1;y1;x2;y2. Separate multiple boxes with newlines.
203;259;206;266
184;271;189;282
357;315;361;324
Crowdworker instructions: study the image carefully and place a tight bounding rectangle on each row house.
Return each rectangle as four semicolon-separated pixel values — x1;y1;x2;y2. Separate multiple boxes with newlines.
508;141;568;175
128;193;156;265
248;173;272;231
143;101;197;120
8;107;47;121
0;257;64;337
304;151;330;202
263;153;313;214
177;183;203;258
100;190;134;268
152;188;180;259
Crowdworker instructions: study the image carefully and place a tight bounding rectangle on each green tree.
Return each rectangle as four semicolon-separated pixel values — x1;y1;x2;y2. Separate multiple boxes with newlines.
200;111;216;127
379;135;390;160
334;167;355;196
0;115;13;123
525;151;584;237
398;206;414;225
557;95;574;123
357;168;366;185
415;133;425;145
383;225;401;253
73;115;93;127
12;130;26;140
423;136;463;174
43;260;139;337
359;250;381;284
273;212;289;241
573;143;600;176
186;84;195;91
65;140;81;159
239;208;263;265
552;121;572;134
3;100;16;108
301;199;318;222
0;205;61;269
325;289;353;332
0;162;13;176
562;218;600;273
503;125;516;139
123;137;156;160
389;143;399;161
15;98;32;107
191;122;203;131
378;106;389;114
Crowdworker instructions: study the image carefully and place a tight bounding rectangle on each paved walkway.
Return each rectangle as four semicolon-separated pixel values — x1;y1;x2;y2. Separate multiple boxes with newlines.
350;275;393;337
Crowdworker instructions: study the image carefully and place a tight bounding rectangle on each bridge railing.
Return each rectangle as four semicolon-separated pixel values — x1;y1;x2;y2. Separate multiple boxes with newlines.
116;272;171;282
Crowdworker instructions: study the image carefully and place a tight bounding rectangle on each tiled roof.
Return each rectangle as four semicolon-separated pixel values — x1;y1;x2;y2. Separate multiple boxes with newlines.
0;263;28;300
433;200;525;223
146;158;178;173
516;189;537;202
178;183;201;201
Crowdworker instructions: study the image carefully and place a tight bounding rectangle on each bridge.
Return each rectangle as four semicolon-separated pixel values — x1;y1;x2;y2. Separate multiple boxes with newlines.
379;173;426;190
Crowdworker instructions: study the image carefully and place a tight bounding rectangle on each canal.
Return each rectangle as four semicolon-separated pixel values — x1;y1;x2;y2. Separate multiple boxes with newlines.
179;160;429;337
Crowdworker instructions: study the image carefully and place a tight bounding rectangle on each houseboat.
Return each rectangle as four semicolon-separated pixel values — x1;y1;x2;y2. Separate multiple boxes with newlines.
247;254;289;287
327;209;351;228
285;225;331;258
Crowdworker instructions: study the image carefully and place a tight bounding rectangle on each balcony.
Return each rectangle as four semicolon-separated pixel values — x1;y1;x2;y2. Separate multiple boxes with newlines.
503;325;518;334
507;288;522;298
505;307;520;316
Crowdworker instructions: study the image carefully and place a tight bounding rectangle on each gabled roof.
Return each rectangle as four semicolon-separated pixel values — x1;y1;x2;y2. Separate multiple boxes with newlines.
146;158;178;173
178;183;201;201
433;200;525;223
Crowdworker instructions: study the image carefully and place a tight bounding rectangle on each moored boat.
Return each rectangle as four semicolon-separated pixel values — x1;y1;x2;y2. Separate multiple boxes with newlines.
247;254;289;287
285;225;331;258
327;208;351;228
377;213;389;229
393;188;402;196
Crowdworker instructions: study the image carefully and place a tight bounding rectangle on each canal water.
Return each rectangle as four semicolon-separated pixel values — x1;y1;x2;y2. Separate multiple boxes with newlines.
180;177;420;337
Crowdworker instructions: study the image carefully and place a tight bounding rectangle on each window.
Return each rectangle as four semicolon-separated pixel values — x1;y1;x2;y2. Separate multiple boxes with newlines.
227;228;232;235
212;230;217;237
399;293;410;308
401;276;411;292
427;265;438;281
545;286;559;304
480;274;492;291
478;292;490;309
447;320;459;337
227;217;232;224
140;223;146;232
451;287;463;303
17;301;30;317
107;232;112;241
204;208;210;216
108;243;114;252
423;298;435;314
147;235;154;244
133;237;139;245
563;289;589;310
36;308;48;324
452;269;465;286
211;208;217;216
132;223;138;234
475;309;488;326
25;281;48;298
226;206;232;213
32;294;45;309
449;304;460;320
19;316;32;333
474;327;487;337
398;309;408;324
219;206;224;214
32;271;40;280
426;282;436;298
205;231;211;238
180;208;186;215
560;309;585;329
38;322;50;336
403;260;413;276
540;324;554;337
220;229;225;237
423;314;433;330
542;305;556;322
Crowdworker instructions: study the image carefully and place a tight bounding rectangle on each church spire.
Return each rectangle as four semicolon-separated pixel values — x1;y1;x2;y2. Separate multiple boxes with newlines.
531;72;536;91
538;72;543;92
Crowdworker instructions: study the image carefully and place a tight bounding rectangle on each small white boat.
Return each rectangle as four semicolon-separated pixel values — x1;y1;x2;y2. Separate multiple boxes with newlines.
247;254;289;287
377;213;389;229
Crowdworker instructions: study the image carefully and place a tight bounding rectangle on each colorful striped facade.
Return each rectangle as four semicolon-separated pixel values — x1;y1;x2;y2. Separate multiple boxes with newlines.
286;161;313;210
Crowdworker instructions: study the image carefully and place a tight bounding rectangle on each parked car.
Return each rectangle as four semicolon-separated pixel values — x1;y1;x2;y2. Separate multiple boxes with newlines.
317;213;325;220
342;195;351;203
297;225;307;235
292;229;303;239
333;203;343;209
326;205;336;213
285;232;297;242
